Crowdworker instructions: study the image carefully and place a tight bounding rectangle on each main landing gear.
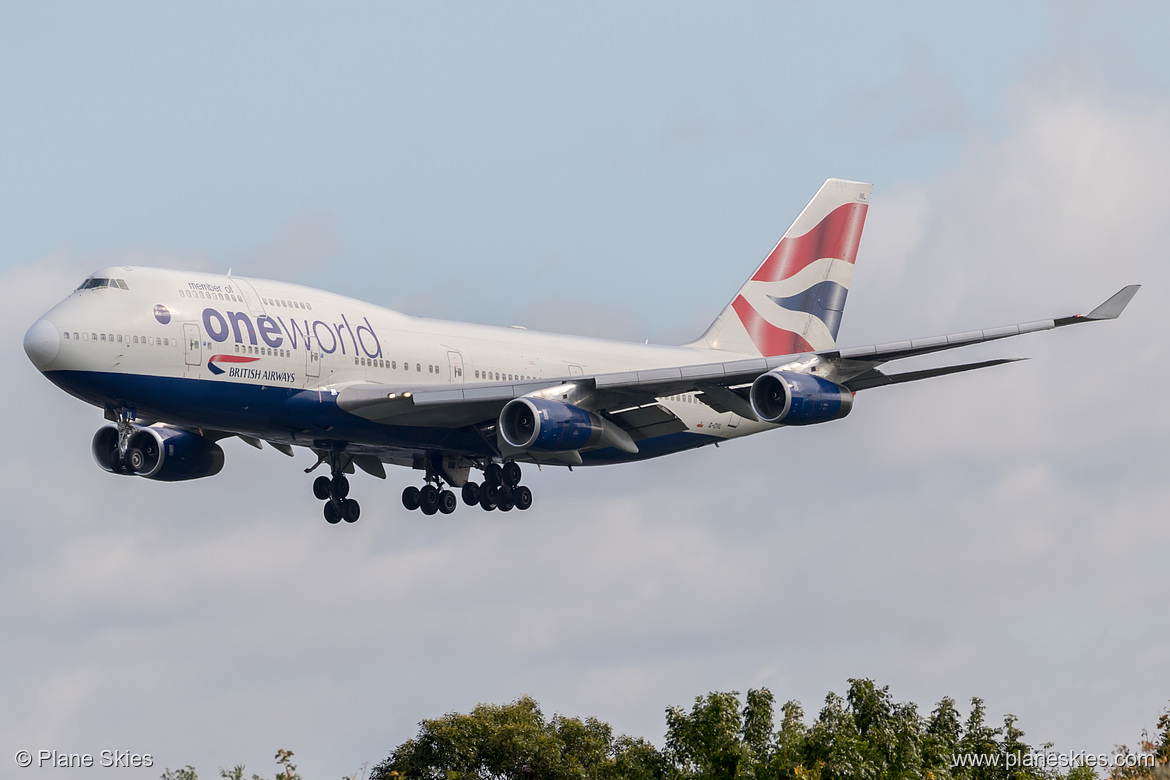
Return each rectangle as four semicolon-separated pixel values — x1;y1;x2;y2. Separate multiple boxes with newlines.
402;461;533;514
309;453;361;525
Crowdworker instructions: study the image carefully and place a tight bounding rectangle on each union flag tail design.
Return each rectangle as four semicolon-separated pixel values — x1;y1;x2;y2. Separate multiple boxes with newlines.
688;178;871;357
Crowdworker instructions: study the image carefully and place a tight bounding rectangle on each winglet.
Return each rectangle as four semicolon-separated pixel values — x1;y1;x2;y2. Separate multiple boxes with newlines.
1085;284;1140;320
1055;285;1140;326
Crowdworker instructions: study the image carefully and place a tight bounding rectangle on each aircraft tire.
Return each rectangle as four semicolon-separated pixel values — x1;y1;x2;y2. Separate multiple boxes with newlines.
483;463;502;488
479;490;496;512
402;485;421;511
461;482;480;506
343;499;360;523
502;461;522;487
497;493;514;512
420;484;440;514
439;491;457;514
128;447;147;473
330;474;350;500
324;502;342;524
514;485;532;511
313;476;332;500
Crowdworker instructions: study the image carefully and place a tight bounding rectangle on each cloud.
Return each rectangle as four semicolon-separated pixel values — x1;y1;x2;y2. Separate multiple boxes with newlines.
3;90;1169;779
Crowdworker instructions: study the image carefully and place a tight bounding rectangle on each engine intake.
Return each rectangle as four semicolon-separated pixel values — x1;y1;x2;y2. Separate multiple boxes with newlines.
91;426;133;475
749;371;853;425
126;427;225;481
499;398;606;452
92;425;225;481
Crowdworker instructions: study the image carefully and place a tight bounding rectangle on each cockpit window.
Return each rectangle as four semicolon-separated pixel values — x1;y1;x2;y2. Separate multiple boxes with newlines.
75;277;130;291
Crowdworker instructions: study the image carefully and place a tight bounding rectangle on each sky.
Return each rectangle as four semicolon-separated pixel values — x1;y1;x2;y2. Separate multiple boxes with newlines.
2;2;1169;778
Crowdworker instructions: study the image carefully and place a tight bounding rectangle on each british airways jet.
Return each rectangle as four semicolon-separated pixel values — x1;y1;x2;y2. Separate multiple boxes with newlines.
23;180;1138;524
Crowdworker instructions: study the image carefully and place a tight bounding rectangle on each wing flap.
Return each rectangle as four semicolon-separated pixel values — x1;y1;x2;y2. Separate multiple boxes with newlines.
845;358;1026;391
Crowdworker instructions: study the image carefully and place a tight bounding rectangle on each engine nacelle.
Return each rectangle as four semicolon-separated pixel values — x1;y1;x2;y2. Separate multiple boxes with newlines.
92;425;225;481
749;370;854;425
91;425;133;475
499;398;605;452
126;427;225;481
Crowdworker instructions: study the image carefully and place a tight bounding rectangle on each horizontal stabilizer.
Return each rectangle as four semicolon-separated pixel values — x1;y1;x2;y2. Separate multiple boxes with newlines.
846;358;1026;392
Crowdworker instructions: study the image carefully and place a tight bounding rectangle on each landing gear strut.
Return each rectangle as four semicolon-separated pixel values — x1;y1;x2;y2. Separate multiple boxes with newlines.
404;460;533;515
401;478;457;516
308;451;360;525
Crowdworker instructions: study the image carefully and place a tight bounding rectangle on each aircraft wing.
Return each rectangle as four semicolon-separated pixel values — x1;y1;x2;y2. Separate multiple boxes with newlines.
336;285;1139;428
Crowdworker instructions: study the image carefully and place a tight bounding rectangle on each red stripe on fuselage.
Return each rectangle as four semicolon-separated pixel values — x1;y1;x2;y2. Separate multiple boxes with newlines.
208;355;260;364
731;295;814;357
751;202;868;283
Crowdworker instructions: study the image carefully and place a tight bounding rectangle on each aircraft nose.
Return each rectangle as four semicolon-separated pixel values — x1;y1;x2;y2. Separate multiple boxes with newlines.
24;318;61;369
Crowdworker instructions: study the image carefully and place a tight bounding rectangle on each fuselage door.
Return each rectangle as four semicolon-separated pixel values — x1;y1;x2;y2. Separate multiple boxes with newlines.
447;351;465;383
183;323;202;366
305;334;320;378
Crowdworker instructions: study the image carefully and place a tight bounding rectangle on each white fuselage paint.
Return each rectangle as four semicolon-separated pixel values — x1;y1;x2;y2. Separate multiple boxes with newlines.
35;267;775;449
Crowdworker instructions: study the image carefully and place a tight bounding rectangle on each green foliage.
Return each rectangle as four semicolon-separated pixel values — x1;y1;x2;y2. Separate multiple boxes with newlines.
161;768;200;780
161;692;1169;780
371;694;631;780
1110;702;1170;780
159;750;313;780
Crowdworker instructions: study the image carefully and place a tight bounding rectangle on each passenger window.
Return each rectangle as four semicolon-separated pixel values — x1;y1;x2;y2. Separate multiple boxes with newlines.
117;335;122;343
100;333;106;341
64;332;70;340
416;363;421;372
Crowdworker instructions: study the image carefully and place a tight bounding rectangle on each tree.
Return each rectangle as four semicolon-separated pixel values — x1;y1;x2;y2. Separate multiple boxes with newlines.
372;695;633;780
664;691;751;779
1111;702;1170;780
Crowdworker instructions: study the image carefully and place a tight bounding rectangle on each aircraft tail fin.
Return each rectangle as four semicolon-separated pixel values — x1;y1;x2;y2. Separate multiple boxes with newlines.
687;178;871;357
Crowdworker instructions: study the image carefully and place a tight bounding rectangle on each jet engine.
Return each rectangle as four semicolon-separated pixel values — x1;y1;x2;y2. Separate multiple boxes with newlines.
499;398;607;452
749;370;854;425
91;425;132;475
91;425;225;481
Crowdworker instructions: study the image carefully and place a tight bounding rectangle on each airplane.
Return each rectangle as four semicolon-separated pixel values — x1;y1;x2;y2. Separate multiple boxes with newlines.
23;179;1139;524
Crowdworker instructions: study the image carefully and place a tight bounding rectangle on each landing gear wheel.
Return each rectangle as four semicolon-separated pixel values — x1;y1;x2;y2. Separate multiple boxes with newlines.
502;461;522;487
497;491;515;512
461;482;480;506
324;501;342;524
313;476;332;500
128;448;147;473
479;489;496;511
329;474;350;500
420;484;440;515
483;463;503;488
514;485;532;511
342;498;361;523
402;485;421;511
438;490;457;514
